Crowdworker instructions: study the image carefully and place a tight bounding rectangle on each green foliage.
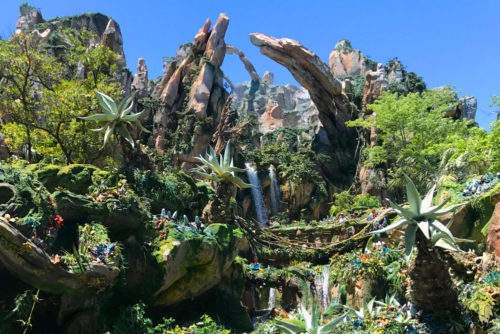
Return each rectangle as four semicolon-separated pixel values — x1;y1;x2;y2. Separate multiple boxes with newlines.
372;175;464;258
110;303;165;334
0;29;122;164
347;87;471;191
80;90;149;148
330;191;379;216
247;143;323;186
194;141;253;189
274;299;348;334
336;74;365;109
459;270;500;324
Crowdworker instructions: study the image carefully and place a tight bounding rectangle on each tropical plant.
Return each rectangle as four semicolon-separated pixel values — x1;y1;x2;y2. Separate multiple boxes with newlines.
195;140;253;189
274;301;347;334
194;140;253;223
80;90;149;148
371;175;464;312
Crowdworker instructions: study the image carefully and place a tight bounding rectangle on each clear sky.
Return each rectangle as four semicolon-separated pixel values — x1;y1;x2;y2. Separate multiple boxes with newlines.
1;0;498;129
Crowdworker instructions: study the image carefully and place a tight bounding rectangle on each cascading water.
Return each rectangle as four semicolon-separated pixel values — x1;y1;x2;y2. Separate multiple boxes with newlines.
321;266;331;309
314;266;331;310
245;163;268;227
268;166;282;216
268;288;276;309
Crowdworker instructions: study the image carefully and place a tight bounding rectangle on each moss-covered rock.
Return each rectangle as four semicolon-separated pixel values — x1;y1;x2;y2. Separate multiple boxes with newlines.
152;224;248;306
35;164;101;194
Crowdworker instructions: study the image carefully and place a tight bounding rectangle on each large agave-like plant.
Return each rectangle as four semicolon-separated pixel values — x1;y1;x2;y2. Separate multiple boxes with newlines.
80;90;149;148
195;140;253;189
194;140;253;223
371;174;463;258
372;175;465;312
275;301;347;334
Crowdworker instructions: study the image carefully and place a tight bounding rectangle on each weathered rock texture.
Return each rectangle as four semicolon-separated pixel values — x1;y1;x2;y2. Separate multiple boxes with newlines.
0;220;119;294
132;58;149;99
15;7;126;67
329;39;376;76
232;77;319;134
458;95;477;121
153;224;248;306
151;14;230;168
226;44;260;82
250;33;358;184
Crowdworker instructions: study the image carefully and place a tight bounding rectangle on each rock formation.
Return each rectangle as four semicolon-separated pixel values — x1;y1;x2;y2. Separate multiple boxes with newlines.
362;63;389;114
458;95;477;121
15;4;43;33
250;33;358;184
151;14;230;167
132;58;149;99
226;44;260;82
329;39;376;76
260;100;284;133
15;7;126;67
232;77;319;133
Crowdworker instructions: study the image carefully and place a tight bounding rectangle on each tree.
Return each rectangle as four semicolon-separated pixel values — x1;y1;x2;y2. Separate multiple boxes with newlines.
0;30;122;164
371;175;464;312
195;141;253;223
347;87;471;191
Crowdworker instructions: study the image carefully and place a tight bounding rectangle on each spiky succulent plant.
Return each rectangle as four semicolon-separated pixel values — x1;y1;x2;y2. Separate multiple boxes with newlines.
195;140;253;189
372;175;464;257
80;90;149;148
275;301;347;334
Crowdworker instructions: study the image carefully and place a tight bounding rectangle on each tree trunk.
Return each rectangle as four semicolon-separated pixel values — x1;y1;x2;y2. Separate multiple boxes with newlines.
408;231;458;312
202;181;235;224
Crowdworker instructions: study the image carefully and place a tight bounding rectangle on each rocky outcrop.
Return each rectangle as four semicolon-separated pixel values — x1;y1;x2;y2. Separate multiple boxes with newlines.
329;39;376;77
262;71;274;85
153;224;248;306
458;95;477;121
362;63;389;114
232;78;319;134
260;100;283;133
151;14;230;168
487;196;500;257
15;6;125;67
250;33;358;185
250;33;354;137
0;220;119;294
132;58;149;99
15;4;43;33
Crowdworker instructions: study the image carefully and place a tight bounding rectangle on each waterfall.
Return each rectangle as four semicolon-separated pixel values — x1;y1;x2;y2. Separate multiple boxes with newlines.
268;288;276;309
297;135;301;148
314;266;331;310
269;166;282;216
245;163;268;227
321;266;330;309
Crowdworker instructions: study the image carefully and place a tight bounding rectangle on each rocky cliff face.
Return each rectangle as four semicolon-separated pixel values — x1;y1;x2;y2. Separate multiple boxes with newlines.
150;14;230;168
15;4;126;67
232;78;319;134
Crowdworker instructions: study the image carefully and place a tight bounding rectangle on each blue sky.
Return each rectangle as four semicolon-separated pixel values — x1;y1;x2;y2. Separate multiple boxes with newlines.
1;0;498;129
